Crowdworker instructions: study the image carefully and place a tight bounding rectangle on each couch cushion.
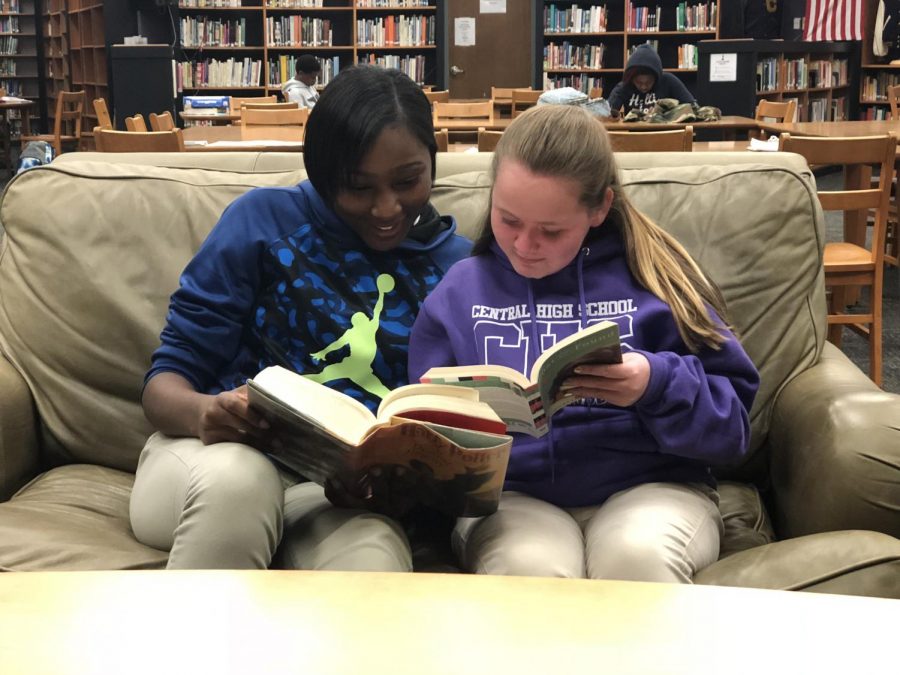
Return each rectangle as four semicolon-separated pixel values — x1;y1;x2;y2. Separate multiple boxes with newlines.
718;481;775;557
0;464;167;571
0;161;307;471
695;530;900;598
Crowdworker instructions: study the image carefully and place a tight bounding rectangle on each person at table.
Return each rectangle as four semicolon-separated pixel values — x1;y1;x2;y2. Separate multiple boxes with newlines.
408;104;759;581
129;65;471;571
282;54;321;109
607;44;696;118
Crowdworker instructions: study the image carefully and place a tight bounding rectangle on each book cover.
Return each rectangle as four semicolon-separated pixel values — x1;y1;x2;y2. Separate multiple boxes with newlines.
247;367;512;517
421;320;622;437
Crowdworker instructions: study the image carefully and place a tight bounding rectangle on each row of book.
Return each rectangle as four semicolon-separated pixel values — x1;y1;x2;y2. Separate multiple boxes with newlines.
357;0;431;6
356;15;435;47
176;57;263;89
544;42;606;71
543;72;603;94
0;16;18;32
181;17;248;48
543;4;608;34
0;0;19;12
180;0;242;7
267;0;323;6
267;16;333;46
674;1;717;31
807;96;846;122
358;53;428;84
860;72;900;101
863;106;892;120
625;2;716;32
0;58;15;76
0;77;21;96
267;54;340;86
0;36;16;55
758;56;849;93
676;42;697;69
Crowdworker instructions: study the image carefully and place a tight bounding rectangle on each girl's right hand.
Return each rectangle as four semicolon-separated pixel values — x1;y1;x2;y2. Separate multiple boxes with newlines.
196;384;270;445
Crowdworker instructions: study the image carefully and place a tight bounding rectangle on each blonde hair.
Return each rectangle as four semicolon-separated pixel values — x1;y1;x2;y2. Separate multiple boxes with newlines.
471;104;729;352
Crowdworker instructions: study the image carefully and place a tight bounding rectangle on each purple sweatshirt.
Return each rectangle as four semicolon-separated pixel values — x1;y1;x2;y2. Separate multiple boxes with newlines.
408;226;759;508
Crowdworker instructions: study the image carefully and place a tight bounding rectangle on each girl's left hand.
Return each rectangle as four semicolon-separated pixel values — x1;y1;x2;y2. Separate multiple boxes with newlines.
559;351;651;407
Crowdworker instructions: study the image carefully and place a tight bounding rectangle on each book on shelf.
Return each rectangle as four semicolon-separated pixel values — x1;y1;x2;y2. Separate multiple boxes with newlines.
420;320;622;438
247;365;512;517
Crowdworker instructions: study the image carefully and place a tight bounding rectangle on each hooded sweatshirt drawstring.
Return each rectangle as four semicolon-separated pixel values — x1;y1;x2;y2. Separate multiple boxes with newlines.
530;246;591;483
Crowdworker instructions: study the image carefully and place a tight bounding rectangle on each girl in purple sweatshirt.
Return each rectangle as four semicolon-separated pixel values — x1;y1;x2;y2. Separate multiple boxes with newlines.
408;105;759;582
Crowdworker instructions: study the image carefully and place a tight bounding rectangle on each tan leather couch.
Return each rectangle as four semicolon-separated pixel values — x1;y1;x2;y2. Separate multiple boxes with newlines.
1;151;898;596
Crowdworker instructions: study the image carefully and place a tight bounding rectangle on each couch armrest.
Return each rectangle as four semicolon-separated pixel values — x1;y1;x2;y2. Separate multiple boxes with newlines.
768;342;900;540
0;354;39;500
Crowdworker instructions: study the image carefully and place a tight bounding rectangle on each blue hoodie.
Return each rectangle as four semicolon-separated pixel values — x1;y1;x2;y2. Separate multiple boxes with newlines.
149;180;471;412
408;225;759;508
607;44;696;115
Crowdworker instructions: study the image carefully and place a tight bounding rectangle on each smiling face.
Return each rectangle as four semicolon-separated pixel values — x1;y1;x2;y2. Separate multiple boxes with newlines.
491;159;613;279
333;125;433;252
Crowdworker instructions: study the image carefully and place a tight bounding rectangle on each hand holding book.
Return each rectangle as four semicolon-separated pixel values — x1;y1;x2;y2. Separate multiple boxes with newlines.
558;351;651;408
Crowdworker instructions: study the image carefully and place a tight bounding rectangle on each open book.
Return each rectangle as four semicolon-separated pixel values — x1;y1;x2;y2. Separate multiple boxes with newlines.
420;320;622;437
247;366;512;517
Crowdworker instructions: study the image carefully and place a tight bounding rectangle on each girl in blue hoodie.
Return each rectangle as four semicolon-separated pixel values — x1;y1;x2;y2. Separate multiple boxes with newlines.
409;105;759;582
129;66;470;571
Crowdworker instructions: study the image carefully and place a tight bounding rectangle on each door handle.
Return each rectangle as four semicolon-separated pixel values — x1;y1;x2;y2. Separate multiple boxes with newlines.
450;65;464;75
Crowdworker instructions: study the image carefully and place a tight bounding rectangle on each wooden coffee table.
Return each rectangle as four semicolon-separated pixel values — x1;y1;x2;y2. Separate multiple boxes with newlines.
0;570;897;674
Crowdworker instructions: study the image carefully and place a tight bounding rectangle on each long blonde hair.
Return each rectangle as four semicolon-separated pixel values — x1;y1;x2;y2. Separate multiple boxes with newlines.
471;104;729;352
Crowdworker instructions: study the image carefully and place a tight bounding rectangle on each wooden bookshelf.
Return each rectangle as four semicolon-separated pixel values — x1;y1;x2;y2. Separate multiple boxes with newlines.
174;0;442;96
537;1;719;95
0;0;39;140
696;40;856;123
860;0;900;120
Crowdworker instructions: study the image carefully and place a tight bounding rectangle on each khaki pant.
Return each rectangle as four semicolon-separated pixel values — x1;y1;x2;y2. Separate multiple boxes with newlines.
130;432;412;571
453;482;722;582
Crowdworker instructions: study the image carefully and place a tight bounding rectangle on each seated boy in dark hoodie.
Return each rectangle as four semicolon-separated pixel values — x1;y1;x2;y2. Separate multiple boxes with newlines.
607;43;695;118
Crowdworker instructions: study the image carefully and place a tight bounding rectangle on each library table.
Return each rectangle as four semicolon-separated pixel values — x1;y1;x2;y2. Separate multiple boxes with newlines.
182;123;303;152
757;119;900;139
0;96;33;175
604;115;760;140
0;570;897;675
180;111;240;125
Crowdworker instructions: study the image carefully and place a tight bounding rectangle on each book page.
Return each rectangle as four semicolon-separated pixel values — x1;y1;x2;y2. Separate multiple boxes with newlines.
531;321;622;415
377;383;479;415
250;365;376;445
420;363;532;390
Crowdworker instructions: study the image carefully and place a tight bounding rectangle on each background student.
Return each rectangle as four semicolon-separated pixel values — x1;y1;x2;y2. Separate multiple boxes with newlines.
408;104;759;582
282;54;321;108
130;65;470;571
607;43;696;117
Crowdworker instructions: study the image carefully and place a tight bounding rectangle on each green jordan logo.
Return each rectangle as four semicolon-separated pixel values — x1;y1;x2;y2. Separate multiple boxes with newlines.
305;273;395;398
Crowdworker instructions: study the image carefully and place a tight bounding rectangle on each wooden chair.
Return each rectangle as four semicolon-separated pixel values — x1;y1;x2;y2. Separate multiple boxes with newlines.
148;111;175;132
490;86;514;116
607;126;693;152
882;84;900;266
125;114;148;132
477;127;503;152
93;98;112;130
434;128;449;152
20;90;84;157
433;100;494;126
424;90;450;105
511;89;542;118
93;127;185;152
229;95;277;116
240;106;308;142
754;99;797;139
779;132;897;386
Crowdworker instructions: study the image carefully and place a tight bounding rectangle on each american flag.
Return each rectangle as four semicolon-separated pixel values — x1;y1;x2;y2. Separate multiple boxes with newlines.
803;0;864;40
